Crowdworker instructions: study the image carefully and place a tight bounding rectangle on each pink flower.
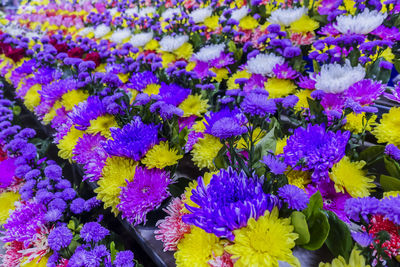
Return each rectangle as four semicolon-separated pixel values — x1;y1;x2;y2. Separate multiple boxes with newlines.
208;251;236;267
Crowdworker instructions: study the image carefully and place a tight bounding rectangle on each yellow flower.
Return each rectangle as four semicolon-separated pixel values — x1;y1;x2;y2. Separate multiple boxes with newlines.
275;136;288;155
192;119;207;132
141;141;183;169
373;107;400;146
0;191;20;224
319;247;370;267
294;90;312;111
57;127;85;160
87;115;119;138
23;84;42;111
143;84;161;96
383;191;400;198
145;39;159;51
162;52;176;67
174;43;193;60
42;101;62;125
341;0;357;15
226;207;300;267
286;170;311;189
175;226;224;267
227;70;251;90
191;134;223;170
381;47;395;63
210;68;229;82
239;16;259;30
22;253;50;267
60;90;89;111
204;16;219;30
344;112;377;134
178;95;209;117
265;78;297;99
330;156;375;198
182;172;215;212
118;73;130;83
95;156;137;215
236;128;265;149
290;15;319;32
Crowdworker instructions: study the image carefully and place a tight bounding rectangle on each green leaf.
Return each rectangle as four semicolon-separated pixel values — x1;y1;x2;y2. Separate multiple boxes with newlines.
303;191;323;218
394;59;400;74
12;105;21;116
67;220;76;231
307;98;324;119
214;146;228;170
348;49;361;67
312;60;320;73
359;145;385;163
301;210;330;250
110;241;118;262
254;125;277;157
291;211;310;245
325;211;353;261
384;157;400;179
380;174;400;191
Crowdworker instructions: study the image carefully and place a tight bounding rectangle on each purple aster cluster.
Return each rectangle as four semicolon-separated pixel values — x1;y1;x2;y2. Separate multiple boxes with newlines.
345;197;381;222
204;107;247;139
80;222;110;243
68;244;111;267
158;82;190;106
127;71;159;91
103;116;159;161
241;89;277;117
114;250;135;267
261;154;287;175
183;167;279;241
283;124;350;181
117;167;171;225
278;184;309;211
48;225;73;251
385;144;400;161
68;96;107;130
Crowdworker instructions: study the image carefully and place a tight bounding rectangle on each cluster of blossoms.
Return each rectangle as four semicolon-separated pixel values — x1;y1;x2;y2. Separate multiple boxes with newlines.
0;0;399;266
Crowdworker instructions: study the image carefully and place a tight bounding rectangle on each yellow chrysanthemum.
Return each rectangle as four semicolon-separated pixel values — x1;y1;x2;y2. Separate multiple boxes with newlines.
275;136;288;155
341;0;357;14
226;207;300;267
178;95;209;117
294;90;312;111
236;128;266;149
383;191;400;198
191;134;223;170
175;43;193;60
290;15;319;33
265;78;297;99
22;253;50;267
227;70;251;90
330;156;375;198
42;101;62;125
286;170;311;189
210;68;229;83
57;127;85;160
94;156;137;215
141;141;183;169
182;172;215;212
87;115;118;138
143;84;161;96
118;73;130;83
373;107;400;146
381;47;395;63
186;61;196;72
319;247;370;267
145;39;159;51
162;52;176;67
175;226;224;267
23;84;42;111
0;191;20;224
192;119;207;132
60;90;89;111
344;112;377;134
204;16;219;30
239;16;259;30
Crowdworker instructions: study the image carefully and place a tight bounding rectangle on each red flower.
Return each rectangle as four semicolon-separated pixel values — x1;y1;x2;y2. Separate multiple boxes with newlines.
84;52;101;67
5;48;25;62
0;42;11;54
67;47;85;58
369;215;400;257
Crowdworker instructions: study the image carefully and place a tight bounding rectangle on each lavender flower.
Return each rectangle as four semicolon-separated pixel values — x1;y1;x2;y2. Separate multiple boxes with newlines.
345;197;380;222
114;251;135;267
80;222;109;243
379;196;400;225
204;108;247;139
278;185;309;210
127;71;159;91
71;198;86;214
385;144;400;161
241;89;276;116
48;225;73;251
44;165;62;180
261;154;287;175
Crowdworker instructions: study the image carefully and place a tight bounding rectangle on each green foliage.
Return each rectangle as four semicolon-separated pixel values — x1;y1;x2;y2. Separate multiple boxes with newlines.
325;211;353;261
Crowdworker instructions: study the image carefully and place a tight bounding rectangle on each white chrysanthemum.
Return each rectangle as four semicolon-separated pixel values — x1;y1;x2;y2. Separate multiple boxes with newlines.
78;27;94;37
268;7;307;26
246;53;285;76
189;7;212;23
194;44;225;62
129;32;154;47
138;7;157;17
314;62;366;94
231;6;249;22
94;24;111;39
109;7;118;17
334;9;387;34
110;29;131;44
162;8;182;20
125;7;138;17
159;35;189;52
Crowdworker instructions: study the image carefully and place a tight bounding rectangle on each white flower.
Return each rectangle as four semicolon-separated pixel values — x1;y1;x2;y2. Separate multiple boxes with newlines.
109;7;118;17
110;29;131;44
246;53;285;76
94;24;111;39
129;32;154;47
159;35;188;52
77;27;94;37
194;44;225;62
138;7;157;17
314;62;366;94
231;6;249;22
268;7;307;26
162;8;182;20
125;7;138;17
334;9;387;34
189;7;212;23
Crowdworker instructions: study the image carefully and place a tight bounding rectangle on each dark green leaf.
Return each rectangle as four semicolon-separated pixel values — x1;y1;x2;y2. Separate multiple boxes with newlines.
301;210;330;250
359;145;385;163
291;211;310;245
303;191;323;218
380;174;400;191
325;211;353;261
384;157;400;179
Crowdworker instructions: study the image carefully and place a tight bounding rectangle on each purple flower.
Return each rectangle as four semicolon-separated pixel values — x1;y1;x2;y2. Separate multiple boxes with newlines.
68;96;107;131
73;134;107;165
84;197;101;212
283;124;350;181
48;198;67;212
204;108;247;139
158;83;190;106
241;89;276;116
183;167;279;241
103;117;159;161
48;225;73;251
149;101;184;119
384;83;400;103
351;231;373;247
114;251;135;267
345;79;386;106
261;154;287;175
278;185;309;210
44;165;62;180
283;46;301;58
44;209;63;222
385;144;400;161
118;167;170;225
80;222;109;243
273;63;299;79
345;197;380;222
71;198;86;214
68;245;100;267
127;71;159;91
379;196;400;225
282;95;299;108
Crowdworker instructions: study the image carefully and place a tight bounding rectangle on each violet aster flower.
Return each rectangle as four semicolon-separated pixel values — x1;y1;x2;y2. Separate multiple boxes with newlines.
345;79;386;106
283;124;350;181
149;101;184;119
379;196;400;225
68;245;100;267
114;251;135;267
273;63;299;79
73;133;107;165
278;184;309;210
127;71;159;91
71;198;86;214
48;225;73;251
183;167;279;241
80;222;109;243
158;82;190;106
383;83;400;103
68;96;107;131
44;165;62;180
345;197;380;223
117;167;170;225
44;209;63;222
351;231;373;247
103;116;159;161
241;89;276;116
84;197;101;212
282;95;299;108
261;154;287;175
204;107;247;139
385;144;400;161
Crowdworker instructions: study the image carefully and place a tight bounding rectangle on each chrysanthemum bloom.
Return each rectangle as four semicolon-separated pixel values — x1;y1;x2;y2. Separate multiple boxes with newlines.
103;117;159;161
94;156;137;215
261;154;287;175
334;9;387;34
225;207;300;267
48;225;73;251
114;250;135;267
278;185;309;210
318;247;368;267
57;126;85;160
191;134;222;170
80;222;109;243
344;112;377;134
23;84;41;111
283;124;350;181
183;168;278;240
241;89;277;117
0;191;20;224
329;156;375;198
204;108;247;140
373;107;400;146
178;95;209;117
345;79;386;106
117;167;170;225
367;214;400;258
181;173;214;212
59;89;89;111
141;141;183;169
264;78;297;99
72;133;107;165
86;114;118;138
175;226;224;267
